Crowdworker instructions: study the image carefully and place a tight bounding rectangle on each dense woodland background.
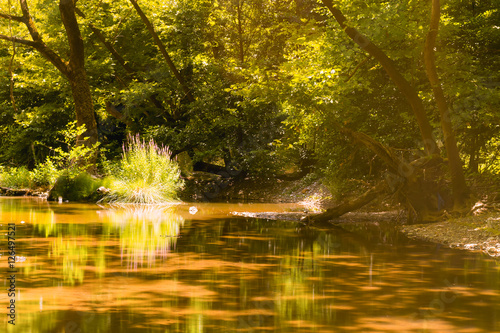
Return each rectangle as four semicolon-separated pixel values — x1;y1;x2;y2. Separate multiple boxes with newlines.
0;0;499;219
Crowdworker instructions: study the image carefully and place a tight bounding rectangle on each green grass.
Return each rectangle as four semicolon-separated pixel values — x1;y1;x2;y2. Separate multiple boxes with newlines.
102;135;184;204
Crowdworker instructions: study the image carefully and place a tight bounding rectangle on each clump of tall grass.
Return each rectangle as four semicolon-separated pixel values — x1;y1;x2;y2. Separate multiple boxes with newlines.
102;135;183;204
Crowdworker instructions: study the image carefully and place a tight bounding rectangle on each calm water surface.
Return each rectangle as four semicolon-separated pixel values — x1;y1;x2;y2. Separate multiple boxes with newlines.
1;197;500;332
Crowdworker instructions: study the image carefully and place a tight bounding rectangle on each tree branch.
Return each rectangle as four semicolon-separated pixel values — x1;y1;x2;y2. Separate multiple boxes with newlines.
0;12;25;23
74;7;138;76
0;34;37;47
105;101;133;127
307;181;389;223
19;0;42;42
13;0;71;77
5;4;19;113
90;23;138;75
345;55;370;82
129;0;193;102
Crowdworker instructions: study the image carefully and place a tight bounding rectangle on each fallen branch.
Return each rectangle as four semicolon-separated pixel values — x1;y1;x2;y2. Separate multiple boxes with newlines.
0;186;33;196
306;181;388;224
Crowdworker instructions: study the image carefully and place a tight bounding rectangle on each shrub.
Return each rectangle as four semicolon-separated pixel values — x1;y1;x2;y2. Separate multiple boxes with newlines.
0;161;60;190
49;121;101;175
49;171;104;201
31;159;59;188
102;135;184;204
0;166;32;189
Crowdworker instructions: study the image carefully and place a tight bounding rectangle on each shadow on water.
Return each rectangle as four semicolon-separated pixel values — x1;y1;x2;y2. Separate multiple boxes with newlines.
1;197;500;332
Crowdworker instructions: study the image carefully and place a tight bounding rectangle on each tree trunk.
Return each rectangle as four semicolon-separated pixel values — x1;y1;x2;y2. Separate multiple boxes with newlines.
236;0;245;65
59;0;98;170
312;1;472;220
312;104;453;222
468;135;479;174
423;0;468;208
69;68;98;150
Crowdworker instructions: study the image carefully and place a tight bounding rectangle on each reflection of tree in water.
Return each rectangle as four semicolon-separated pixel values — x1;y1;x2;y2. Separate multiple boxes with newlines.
7;199;500;332
99;204;185;269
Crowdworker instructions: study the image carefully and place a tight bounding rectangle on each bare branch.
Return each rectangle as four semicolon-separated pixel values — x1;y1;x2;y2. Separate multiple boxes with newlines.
0;34;38;47
0;12;25;23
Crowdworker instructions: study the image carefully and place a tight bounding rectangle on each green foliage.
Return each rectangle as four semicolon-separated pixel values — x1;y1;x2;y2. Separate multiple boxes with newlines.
0;160;59;189
0;166;32;189
0;120;97;192
102;135;184;204
31;159;59;187
49;121;100;175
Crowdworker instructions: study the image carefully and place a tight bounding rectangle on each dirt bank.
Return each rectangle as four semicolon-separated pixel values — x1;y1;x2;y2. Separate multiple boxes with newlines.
181;173;337;211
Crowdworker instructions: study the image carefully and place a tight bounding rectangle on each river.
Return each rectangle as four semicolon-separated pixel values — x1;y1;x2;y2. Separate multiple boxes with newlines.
1;197;499;332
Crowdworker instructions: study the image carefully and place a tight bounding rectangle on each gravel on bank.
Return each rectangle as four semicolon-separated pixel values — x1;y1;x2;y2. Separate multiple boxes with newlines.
400;213;500;258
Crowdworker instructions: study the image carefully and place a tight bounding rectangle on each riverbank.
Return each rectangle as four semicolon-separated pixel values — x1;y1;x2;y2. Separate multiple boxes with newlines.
217;175;500;258
181;173;337;211
4;171;500;258
400;212;500;258
0;186;47;197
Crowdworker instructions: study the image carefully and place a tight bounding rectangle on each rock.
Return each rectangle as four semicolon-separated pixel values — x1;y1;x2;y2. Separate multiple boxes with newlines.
487;217;500;230
97;186;110;193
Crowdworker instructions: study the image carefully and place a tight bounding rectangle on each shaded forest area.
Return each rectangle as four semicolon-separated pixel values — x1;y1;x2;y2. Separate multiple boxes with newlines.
1;0;499;221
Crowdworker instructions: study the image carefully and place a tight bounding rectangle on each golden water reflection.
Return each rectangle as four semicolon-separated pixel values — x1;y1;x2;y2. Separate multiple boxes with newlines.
0;197;500;332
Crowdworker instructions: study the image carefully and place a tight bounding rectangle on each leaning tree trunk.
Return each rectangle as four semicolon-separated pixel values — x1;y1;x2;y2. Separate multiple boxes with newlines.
308;1;471;222
129;0;193;102
308;182;388;225
308;123;450;223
